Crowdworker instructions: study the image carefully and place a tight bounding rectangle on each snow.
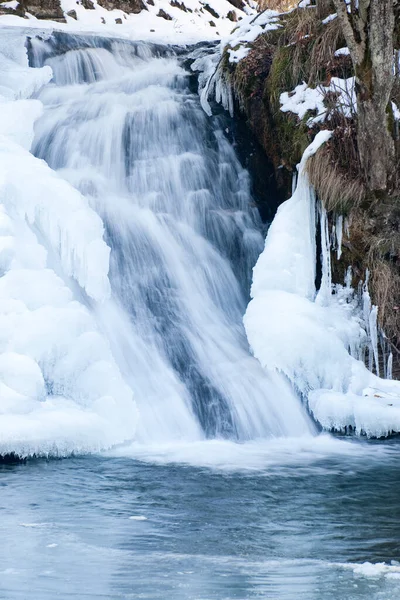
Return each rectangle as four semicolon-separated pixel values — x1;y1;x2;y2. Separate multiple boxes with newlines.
322;13;337;24
0;29;138;457
1;0;19;9
0;0;254;45
335;46;350;56
244;132;400;438
392;101;400;122
280;77;356;125
222;9;281;64
190;8;281;117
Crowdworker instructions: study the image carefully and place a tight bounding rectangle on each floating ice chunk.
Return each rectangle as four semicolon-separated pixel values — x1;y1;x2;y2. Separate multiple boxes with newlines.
129;515;148;520
350;562;400;578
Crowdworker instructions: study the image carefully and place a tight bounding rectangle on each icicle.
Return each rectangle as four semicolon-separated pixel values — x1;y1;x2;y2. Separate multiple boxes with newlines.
336;214;343;260
291;170;298;194
345;266;352;289
369;306;380;377
316;203;332;306
387;353;393;380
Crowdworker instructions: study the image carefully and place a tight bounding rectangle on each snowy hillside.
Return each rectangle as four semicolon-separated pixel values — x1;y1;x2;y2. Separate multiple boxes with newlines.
0;0;256;43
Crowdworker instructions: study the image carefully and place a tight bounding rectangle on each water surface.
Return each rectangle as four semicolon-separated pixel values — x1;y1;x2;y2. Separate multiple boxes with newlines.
1;438;400;599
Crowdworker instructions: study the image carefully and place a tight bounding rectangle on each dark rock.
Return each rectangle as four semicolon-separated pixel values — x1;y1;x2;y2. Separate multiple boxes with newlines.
97;0;146;15
17;0;66;21
66;8;77;18
81;0;94;8
170;0;189;12
0;453;25;464
202;3;218;18
115;16;122;22
209;19;215;26
157;7;172;19
226;9;236;21
227;0;244;10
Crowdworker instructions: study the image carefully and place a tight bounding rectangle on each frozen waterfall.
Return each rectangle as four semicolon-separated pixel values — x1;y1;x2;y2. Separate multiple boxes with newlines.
0;29;313;455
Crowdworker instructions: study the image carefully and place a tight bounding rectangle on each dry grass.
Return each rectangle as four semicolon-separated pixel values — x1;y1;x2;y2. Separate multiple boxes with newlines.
370;261;400;334
307;142;365;213
309;16;345;84
257;0;296;10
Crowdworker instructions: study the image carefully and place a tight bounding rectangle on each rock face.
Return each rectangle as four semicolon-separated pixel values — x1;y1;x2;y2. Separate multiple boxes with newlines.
97;0;146;14
0;0;65;20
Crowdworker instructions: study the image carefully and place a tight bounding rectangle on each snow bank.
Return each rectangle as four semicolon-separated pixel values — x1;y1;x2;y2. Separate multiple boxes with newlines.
0;29;138;457
244;131;400;438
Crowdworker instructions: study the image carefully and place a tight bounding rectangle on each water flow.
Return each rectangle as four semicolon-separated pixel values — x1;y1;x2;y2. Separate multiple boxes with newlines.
30;33;313;443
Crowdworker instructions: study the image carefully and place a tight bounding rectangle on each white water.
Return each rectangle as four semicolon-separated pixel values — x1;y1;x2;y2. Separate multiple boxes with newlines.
0;31;314;456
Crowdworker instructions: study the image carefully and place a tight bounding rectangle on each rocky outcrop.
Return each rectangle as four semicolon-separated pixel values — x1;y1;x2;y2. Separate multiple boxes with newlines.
97;0;145;14
218;3;400;373
0;0;65;20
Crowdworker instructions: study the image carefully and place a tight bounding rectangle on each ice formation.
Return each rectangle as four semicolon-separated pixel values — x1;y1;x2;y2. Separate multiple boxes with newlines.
245;132;400;438
0;29;138;457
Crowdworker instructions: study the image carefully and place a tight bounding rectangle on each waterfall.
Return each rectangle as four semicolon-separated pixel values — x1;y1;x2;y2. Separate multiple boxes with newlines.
22;31;312;450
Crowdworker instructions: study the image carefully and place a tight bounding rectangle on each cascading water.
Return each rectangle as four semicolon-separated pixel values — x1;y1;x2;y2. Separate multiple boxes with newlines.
27;32;312;447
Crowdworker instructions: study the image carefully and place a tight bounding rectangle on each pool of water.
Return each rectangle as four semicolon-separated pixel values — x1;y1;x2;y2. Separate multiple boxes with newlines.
1;436;400;599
